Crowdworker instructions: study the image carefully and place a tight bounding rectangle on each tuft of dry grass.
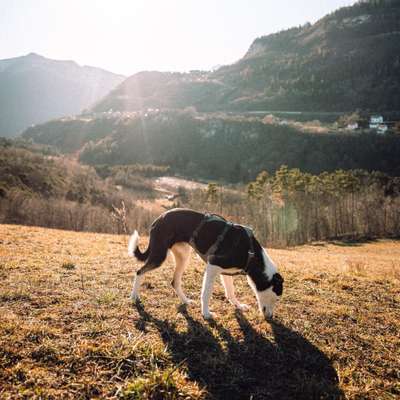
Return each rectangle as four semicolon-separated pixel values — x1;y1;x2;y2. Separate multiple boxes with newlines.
61;261;76;270
0;224;399;399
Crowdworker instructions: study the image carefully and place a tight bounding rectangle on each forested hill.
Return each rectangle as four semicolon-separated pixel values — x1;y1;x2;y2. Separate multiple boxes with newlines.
0;53;124;138
93;0;400;113
23;110;400;182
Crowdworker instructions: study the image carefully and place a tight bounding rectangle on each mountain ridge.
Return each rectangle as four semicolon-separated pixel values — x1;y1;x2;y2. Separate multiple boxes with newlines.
0;53;125;137
93;0;400;113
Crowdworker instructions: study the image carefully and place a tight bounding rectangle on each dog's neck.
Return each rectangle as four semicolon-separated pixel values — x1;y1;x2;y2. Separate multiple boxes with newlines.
244;239;278;292
261;248;277;280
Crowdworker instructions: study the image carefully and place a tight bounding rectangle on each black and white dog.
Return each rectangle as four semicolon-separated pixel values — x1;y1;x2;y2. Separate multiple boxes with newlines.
128;208;283;319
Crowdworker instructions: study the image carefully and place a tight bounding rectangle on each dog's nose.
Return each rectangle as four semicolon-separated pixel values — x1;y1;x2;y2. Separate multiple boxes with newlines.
263;307;273;319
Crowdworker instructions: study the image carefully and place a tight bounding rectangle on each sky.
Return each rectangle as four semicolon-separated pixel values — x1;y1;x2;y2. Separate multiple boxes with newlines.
1;0;357;76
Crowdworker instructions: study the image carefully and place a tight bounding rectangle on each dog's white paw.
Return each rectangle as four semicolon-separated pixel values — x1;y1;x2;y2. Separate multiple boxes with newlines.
236;303;250;311
202;311;215;320
130;293;140;302
228;299;250;311
183;298;195;305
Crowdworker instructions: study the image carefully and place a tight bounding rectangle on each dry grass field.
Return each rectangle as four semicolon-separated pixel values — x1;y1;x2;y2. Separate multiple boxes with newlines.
0;224;399;399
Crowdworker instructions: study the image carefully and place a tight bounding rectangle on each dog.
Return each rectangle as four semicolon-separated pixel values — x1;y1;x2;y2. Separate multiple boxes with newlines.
127;208;283;319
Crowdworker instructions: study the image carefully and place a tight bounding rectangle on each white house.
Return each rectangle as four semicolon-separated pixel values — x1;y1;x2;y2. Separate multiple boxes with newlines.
370;115;384;129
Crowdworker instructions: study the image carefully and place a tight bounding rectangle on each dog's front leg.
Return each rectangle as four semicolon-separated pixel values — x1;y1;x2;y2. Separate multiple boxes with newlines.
201;263;219;319
220;274;250;311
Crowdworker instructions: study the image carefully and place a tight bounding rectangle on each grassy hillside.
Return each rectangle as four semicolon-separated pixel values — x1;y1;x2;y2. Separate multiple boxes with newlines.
0;224;399;399
93;0;400;113
0;140;157;233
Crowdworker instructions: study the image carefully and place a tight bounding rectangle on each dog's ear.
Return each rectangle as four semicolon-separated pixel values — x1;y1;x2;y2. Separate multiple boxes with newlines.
271;273;284;296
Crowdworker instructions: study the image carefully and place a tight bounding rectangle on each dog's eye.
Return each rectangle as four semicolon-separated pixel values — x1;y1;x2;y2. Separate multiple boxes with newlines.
263;306;266;313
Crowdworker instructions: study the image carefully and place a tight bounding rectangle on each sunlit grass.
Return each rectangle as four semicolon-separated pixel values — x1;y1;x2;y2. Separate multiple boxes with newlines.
0;224;399;399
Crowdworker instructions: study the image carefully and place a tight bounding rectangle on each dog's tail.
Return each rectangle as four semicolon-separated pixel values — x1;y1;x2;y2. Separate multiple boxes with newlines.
127;230;150;261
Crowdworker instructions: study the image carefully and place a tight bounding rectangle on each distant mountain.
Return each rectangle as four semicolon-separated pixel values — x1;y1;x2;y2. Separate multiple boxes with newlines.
0;53;124;137
93;0;400;113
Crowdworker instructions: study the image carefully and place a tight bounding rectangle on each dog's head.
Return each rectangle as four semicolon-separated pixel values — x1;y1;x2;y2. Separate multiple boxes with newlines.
247;249;284;319
257;273;284;318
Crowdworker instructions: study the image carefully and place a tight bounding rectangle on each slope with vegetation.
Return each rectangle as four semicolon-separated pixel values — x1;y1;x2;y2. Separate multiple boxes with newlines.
3;137;400;247
93;0;400;113
0;140;156;233
23;110;400;182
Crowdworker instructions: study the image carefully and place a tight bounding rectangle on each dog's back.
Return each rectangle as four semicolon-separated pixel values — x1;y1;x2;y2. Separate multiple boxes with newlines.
130;208;204;264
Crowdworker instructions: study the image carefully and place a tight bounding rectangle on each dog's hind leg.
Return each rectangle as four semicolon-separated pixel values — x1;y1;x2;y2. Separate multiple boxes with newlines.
131;273;144;302
131;246;169;302
131;263;155;301
220;274;250;311
170;242;193;304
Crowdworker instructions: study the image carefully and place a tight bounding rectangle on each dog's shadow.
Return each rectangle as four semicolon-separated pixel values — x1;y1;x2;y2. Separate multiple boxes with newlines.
135;303;343;399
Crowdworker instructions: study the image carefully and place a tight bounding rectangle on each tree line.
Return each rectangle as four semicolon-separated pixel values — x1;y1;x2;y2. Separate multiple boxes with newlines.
4;138;400;247
181;166;400;246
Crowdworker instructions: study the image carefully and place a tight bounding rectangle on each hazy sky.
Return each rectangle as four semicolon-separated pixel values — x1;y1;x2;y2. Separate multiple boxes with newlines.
1;0;357;76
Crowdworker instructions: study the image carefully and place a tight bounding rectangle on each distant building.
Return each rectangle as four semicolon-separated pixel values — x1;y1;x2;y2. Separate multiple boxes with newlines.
369;115;384;129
